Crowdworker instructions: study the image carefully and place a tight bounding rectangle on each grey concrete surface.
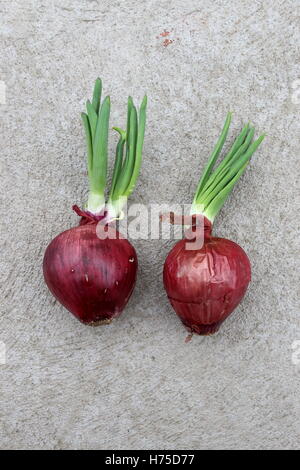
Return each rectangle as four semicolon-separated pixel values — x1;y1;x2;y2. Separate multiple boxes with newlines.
1;0;300;450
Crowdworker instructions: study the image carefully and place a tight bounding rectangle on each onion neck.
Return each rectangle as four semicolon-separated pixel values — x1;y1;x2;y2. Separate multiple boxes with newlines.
87;191;106;215
160;211;213;240
104;196;127;223
189;202;214;223
83;196;128;226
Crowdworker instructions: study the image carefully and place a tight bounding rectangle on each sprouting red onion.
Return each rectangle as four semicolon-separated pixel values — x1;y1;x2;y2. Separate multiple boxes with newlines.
163;112;264;336
43;79;147;326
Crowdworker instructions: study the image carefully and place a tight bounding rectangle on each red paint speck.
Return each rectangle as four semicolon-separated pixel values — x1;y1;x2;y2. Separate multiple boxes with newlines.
163;38;173;47
160;30;170;37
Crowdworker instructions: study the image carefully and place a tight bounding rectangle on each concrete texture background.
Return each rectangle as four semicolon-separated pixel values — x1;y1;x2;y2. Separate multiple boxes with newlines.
1;0;299;450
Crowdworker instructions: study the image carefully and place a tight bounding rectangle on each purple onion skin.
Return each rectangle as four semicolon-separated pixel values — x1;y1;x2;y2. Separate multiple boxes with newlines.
163;220;251;335
43;223;137;325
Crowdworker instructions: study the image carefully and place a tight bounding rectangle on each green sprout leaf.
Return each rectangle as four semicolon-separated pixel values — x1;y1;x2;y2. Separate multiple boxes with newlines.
192;113;265;222
81;79;147;217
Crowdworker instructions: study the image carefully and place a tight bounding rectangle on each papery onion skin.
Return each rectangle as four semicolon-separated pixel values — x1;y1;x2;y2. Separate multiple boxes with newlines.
43;220;137;326
163;220;251;335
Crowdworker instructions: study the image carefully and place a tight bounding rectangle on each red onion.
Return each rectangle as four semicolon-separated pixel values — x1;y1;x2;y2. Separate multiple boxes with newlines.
163;113;264;335
164;218;251;335
43;208;137;325
43;79;147;325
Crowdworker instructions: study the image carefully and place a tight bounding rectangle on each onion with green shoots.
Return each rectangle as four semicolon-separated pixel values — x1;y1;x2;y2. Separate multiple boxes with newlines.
163;113;265;336
43;78;147;325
